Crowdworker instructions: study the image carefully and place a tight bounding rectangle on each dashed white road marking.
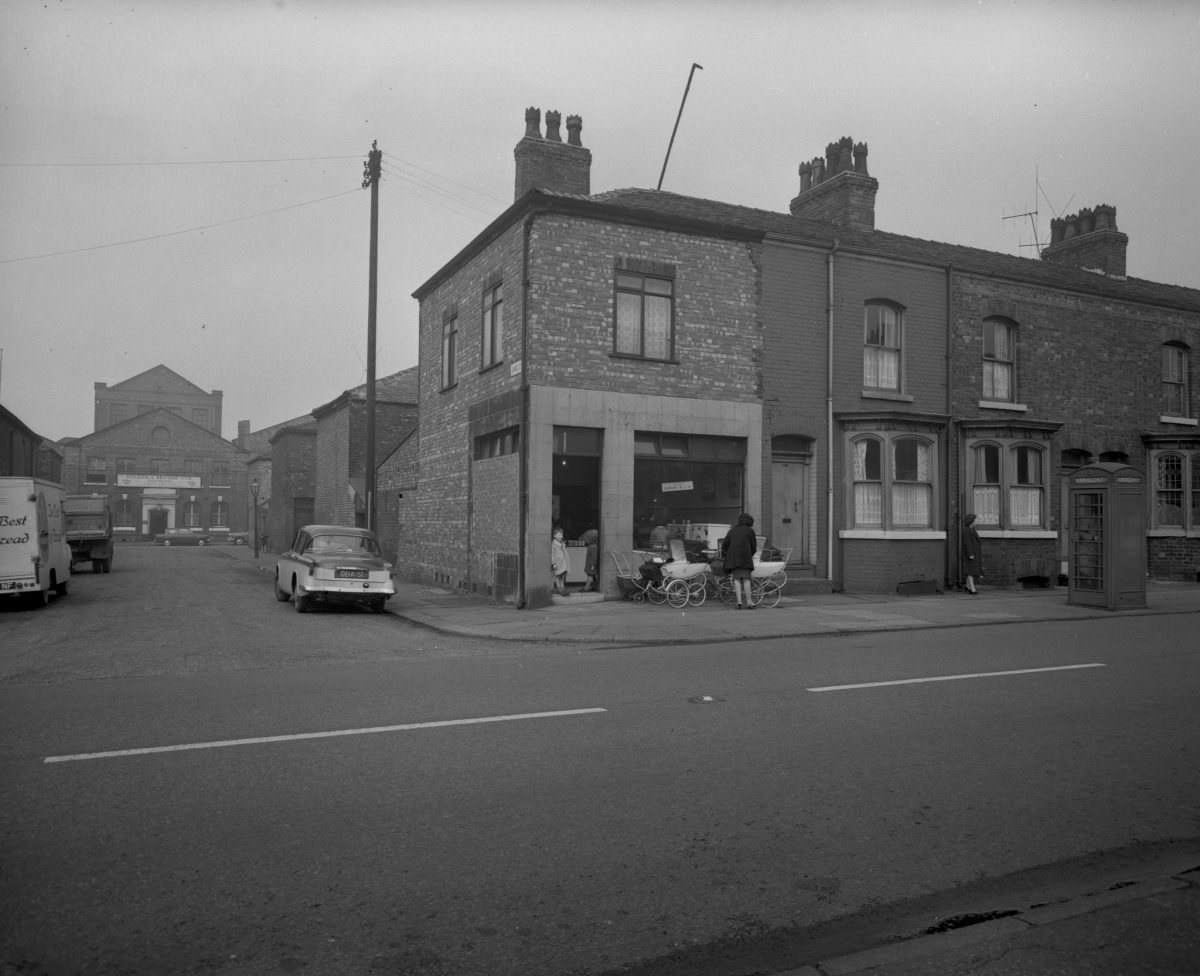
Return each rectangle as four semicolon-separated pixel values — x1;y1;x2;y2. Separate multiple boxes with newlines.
43;708;608;764
807;663;1106;693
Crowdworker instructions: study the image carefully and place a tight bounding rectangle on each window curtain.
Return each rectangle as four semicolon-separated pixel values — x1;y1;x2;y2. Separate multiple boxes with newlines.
1009;487;1042;526
853;440;882;526
864;347;899;389
972;486;1001;524
892;484;930;526
644;294;671;359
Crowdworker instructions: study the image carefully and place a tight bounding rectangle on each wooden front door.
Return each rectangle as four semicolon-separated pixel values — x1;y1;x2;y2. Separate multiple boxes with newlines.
771;460;807;562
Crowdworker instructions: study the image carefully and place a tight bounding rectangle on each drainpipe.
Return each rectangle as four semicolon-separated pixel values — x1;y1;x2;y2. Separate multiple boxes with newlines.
945;263;956;589
826;241;838;582
517;213;534;608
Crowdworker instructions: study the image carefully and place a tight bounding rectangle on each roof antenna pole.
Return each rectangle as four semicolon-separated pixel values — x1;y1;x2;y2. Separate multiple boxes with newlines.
657;63;703;191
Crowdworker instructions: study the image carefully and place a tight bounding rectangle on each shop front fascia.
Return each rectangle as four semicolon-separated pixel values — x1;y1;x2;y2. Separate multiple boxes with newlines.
524;385;762;604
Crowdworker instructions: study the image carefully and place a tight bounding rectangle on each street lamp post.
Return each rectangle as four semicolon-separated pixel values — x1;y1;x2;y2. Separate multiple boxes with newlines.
250;480;260;559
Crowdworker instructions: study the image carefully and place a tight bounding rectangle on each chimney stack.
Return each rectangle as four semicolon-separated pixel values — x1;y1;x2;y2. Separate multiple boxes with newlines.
1041;204;1127;278
514;106;592;201
790;136;878;232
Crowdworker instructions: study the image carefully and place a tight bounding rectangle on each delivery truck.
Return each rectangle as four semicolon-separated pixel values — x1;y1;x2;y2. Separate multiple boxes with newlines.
0;477;72;607
64;494;114;573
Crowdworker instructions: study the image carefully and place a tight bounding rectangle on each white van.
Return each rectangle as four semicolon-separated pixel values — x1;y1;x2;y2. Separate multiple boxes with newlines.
0;477;72;607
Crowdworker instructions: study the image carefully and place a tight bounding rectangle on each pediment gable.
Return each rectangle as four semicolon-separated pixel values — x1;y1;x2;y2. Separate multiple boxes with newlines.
79;408;243;455
106;365;211;397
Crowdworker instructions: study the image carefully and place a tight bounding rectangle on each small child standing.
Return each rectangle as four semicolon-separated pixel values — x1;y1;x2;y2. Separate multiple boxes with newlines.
550;527;570;594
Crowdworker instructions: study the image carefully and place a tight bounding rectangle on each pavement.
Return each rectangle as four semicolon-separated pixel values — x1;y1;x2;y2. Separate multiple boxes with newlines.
385;573;1200;648
259;552;1200;975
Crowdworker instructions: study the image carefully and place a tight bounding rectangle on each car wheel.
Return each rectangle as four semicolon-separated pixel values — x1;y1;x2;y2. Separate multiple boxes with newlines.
102;558;112;573
274;571;290;602
292;581;310;613
369;598;386;613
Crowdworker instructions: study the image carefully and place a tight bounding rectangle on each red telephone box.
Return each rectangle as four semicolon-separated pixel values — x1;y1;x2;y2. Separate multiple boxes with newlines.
1068;463;1146;610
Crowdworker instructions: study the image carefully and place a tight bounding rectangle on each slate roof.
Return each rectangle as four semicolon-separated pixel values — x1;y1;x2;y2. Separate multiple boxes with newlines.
588;187;1200;314
414;183;1200;315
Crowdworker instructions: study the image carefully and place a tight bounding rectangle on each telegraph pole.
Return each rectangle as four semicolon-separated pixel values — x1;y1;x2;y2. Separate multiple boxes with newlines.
362;141;381;531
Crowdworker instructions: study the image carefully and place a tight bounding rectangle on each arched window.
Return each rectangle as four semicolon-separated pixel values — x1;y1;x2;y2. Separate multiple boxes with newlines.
863;302;902;392
982;317;1017;402
852;437;882;527
1162;342;1190;418
971;443;1001;525
892;437;932;526
968;440;1049;529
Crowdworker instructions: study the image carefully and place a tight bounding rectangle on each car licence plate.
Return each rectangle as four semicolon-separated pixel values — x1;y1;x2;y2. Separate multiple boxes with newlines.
335;568;369;580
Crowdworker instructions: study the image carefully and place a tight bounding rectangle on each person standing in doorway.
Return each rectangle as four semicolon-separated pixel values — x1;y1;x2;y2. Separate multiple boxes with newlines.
721;512;758;609
551;527;569;594
580;528;599;592
962;513;982;594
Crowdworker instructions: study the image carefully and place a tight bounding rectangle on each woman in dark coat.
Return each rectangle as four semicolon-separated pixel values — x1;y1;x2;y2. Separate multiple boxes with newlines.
962;513;982;593
721;512;758;609
580;528;599;592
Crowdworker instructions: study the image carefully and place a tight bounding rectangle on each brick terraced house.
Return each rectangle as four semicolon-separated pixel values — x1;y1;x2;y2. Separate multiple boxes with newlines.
396;109;1200;605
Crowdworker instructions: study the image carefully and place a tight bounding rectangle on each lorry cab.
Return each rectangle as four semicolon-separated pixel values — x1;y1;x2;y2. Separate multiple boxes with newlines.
0;477;72;607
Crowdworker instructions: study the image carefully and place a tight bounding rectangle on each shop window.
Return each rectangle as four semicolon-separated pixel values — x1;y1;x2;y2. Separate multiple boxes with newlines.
474;427;519;460
85;457;107;485
615;268;674;361
1162;343;1190;418
633;433;745;550
481;278;503;369
970;441;1047;529
983;317;1016;402
863;302;902;392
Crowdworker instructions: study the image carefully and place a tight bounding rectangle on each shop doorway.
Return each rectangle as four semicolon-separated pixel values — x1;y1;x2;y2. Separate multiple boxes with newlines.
552;427;602;585
147;506;170;537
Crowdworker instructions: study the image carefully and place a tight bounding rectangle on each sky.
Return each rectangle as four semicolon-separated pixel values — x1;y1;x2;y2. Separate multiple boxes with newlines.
2;0;1198;443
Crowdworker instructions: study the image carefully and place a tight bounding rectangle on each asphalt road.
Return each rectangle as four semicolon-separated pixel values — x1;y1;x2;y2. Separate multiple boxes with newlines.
2;547;1198;976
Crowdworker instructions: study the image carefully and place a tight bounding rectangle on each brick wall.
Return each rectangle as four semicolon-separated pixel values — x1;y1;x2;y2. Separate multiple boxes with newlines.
951;272;1200;582
268;426;315;549
842;538;944;592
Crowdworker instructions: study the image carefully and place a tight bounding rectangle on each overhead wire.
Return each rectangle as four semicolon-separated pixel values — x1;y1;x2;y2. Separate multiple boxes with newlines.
0;186;362;265
0;154;363;168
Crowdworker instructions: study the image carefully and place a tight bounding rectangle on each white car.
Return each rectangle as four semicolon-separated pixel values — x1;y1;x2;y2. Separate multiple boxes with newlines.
274;525;395;613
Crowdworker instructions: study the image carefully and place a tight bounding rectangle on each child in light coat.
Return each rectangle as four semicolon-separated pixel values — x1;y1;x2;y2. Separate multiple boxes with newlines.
551;527;570;594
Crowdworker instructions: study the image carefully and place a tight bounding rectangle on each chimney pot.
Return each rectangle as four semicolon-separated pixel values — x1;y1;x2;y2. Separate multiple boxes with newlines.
545;110;562;142
566;114;583;147
524;106;542;139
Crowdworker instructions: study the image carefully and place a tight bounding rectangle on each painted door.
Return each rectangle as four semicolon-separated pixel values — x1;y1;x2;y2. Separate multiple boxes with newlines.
148;507;169;538
771;461;807;562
